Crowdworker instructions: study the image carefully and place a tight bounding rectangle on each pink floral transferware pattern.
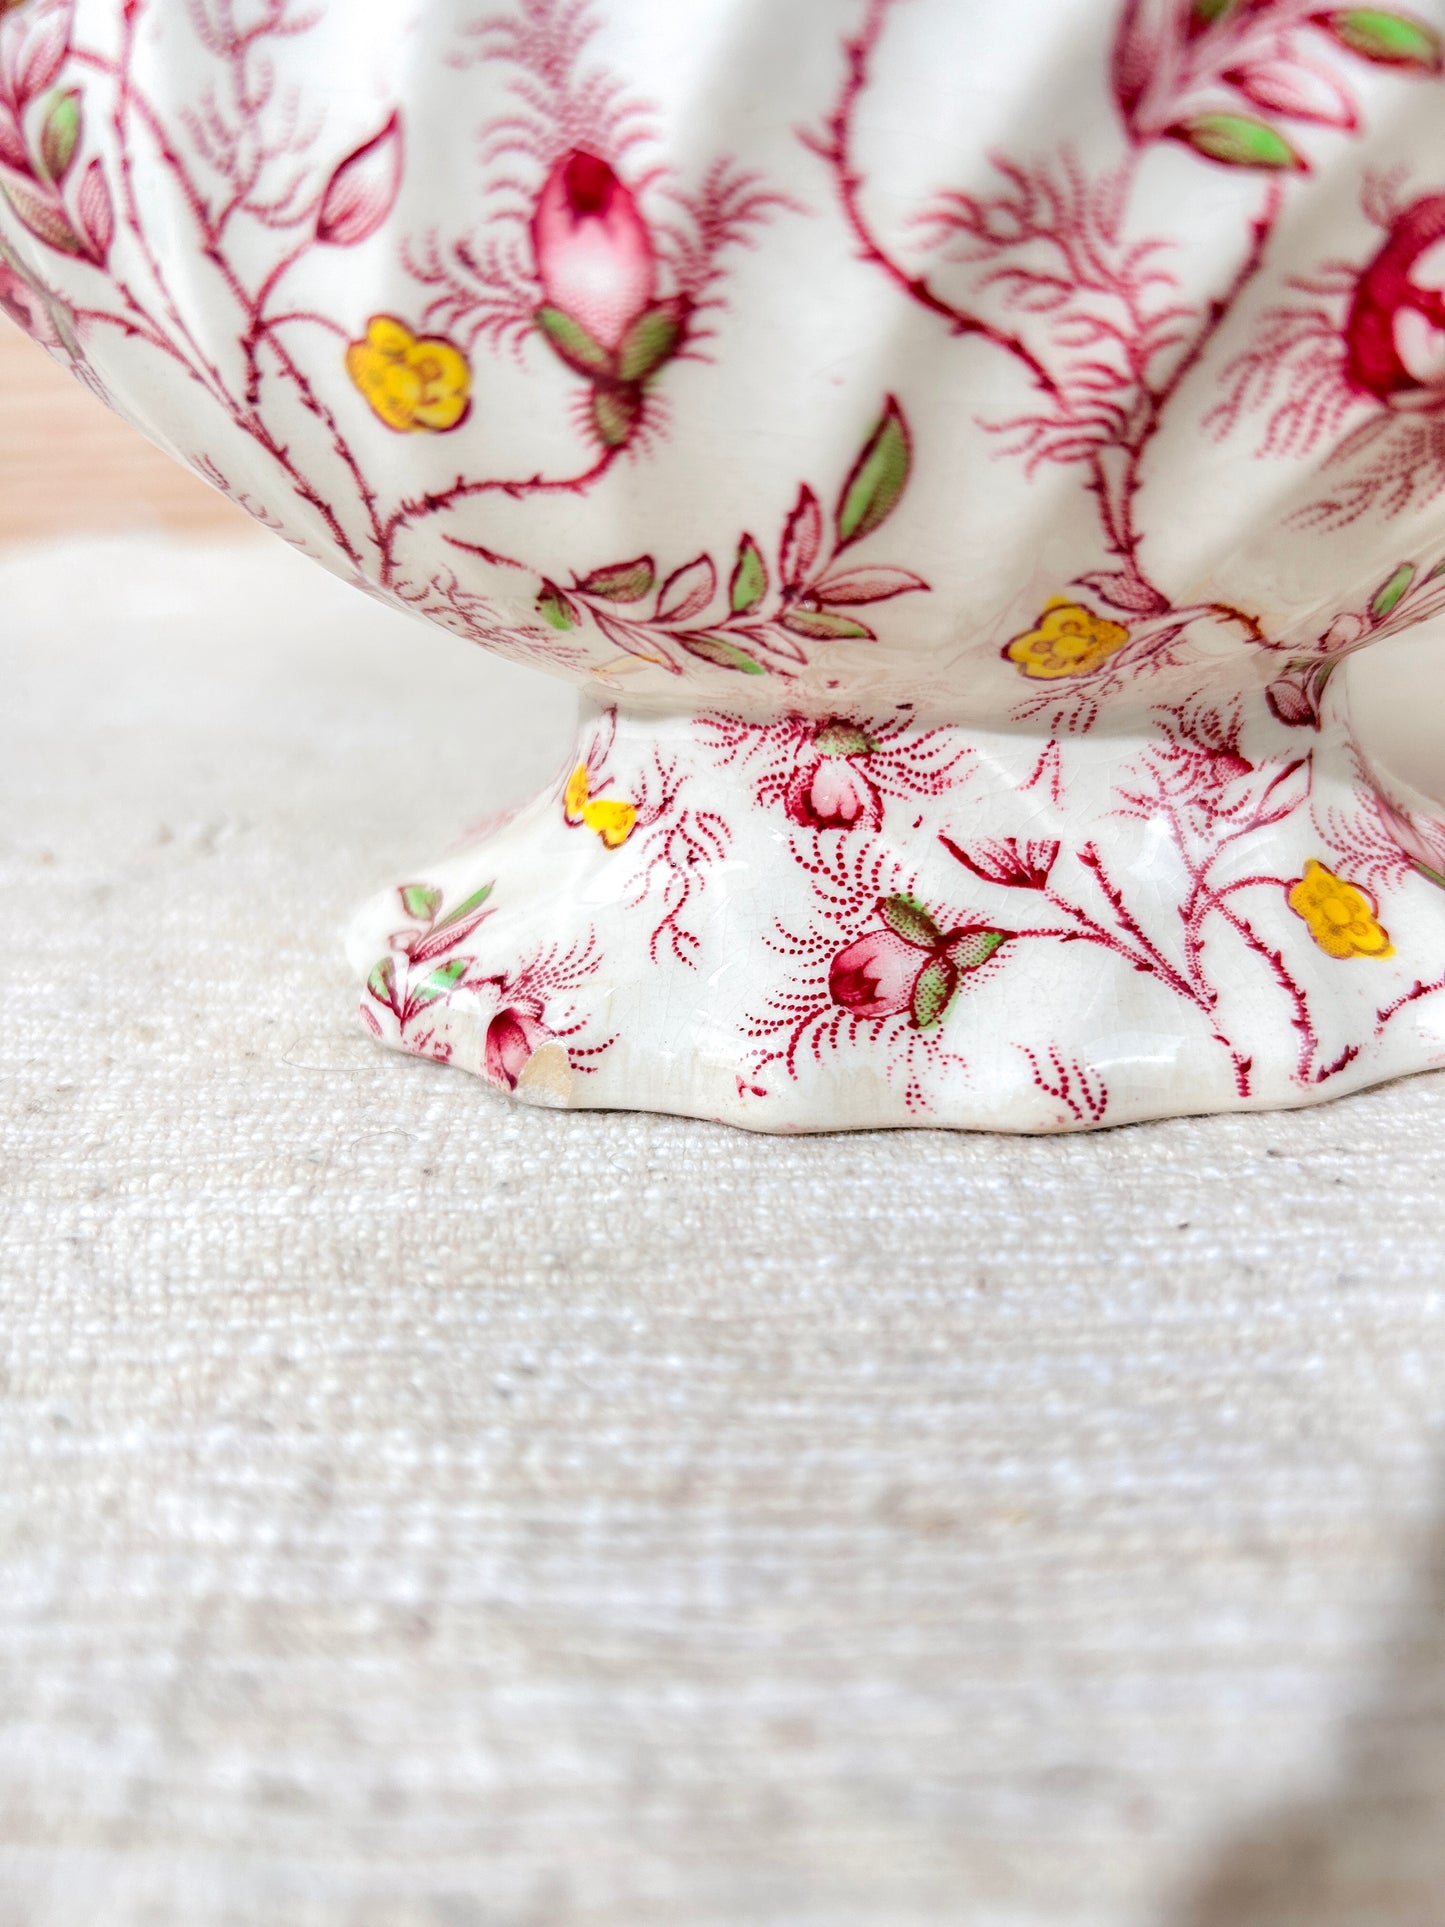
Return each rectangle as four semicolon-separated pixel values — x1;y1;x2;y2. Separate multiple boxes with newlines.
7;0;1445;1129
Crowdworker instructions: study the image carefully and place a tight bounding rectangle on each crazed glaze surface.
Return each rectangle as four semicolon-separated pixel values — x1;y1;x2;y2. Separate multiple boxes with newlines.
7;0;1445;1128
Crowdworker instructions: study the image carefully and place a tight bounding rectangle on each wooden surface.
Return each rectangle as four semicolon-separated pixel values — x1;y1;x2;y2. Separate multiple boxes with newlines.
0;318;248;542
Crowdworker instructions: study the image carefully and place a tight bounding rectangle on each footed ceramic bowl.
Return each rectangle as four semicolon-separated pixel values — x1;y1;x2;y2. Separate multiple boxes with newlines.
8;0;1445;1130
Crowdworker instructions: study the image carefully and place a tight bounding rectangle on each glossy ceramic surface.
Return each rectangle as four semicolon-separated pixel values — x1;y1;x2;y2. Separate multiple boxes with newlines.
7;0;1445;1128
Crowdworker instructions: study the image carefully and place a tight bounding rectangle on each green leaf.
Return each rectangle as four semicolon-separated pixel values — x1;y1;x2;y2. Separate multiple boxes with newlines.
536;581;578;630
533;305;614;378
729;534;768;614
433;882;493;932
1371;561;1415;619
1168;113;1306;170
576;555;656;602
909;955;957;1031
945;927;1010;971
366;956;397;1006
591;384;643;447
1191;0;1245;22
879;894;941;949
778;607;875;641
616;299;684;382
835;396;912;549
35;88;80;188
1;179;85;255
400;883;442;921
1317;8;1442;69
1412;858;1445;891
679;633;767;674
413;957;467;1004
813;721;874;756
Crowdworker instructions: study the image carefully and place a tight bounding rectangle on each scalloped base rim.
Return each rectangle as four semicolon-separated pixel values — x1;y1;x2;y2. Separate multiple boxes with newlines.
345;697;1445;1133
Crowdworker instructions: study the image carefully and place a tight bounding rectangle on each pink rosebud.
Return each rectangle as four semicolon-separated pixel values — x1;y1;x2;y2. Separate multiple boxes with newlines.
317;111;402;247
1344;194;1445;404
531;149;655;350
1111;0;1177;130
1265;658;1332;730
484;1006;554;1091
784;754;883;831
829;929;925;1019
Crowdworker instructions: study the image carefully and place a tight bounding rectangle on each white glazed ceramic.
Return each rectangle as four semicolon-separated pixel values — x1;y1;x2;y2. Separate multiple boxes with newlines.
8;0;1445;1130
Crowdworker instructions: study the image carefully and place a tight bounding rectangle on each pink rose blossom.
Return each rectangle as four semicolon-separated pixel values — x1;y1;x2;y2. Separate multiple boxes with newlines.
531;150;655;349
484;1006;554;1090
784;754;883;831
1344;194;1445;406
829;929;925;1018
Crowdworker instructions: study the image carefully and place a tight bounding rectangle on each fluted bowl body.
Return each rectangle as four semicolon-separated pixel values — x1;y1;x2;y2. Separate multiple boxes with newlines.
10;0;1445;1134
6;0;1445;725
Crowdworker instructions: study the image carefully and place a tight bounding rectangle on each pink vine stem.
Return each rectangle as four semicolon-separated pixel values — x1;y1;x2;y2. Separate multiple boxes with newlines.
803;0;1064;406
83;2;622;583
383;446;623;584
1376;972;1445;1036
104;8;388;570
941;834;1250;1084
815;0;1280;636
1145;772;1348;1088
945;820;1325;1095
1090;177;1283;605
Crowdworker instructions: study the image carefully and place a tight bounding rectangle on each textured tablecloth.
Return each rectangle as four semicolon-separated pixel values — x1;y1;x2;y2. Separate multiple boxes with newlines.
2;537;1445;1927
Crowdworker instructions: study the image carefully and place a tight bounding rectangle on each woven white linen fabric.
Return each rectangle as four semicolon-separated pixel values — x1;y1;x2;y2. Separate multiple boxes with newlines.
3;536;1445;1927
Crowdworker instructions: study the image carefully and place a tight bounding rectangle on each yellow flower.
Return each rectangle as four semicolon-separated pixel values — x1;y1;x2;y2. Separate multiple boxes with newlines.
563;764;590;821
1005;598;1130;679
563;763;636;849
345;315;470;433
1287;859;1394;960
